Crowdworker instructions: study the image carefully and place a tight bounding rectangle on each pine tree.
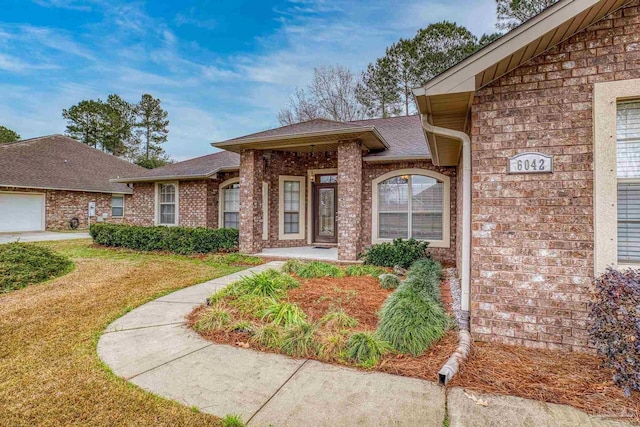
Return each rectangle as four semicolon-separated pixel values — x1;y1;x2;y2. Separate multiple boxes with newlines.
134;94;169;162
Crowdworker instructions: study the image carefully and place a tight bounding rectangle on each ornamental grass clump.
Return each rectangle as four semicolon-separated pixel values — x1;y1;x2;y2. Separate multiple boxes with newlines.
378;274;400;290
230;294;273;315
589;267;640;396
280;322;318;357
236;269;298;298
260;301;307;327
320;308;358;329
282;259;305;274
295;261;344;279
377;286;450;356
344;265;386;277
251;324;282;349
194;306;232;332
403;258;443;303
345;331;392;366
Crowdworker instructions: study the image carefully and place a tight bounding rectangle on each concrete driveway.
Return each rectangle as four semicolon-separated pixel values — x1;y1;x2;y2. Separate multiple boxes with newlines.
0;231;91;244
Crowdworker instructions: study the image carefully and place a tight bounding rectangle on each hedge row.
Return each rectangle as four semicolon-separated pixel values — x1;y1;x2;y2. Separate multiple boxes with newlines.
89;223;239;255
361;238;430;268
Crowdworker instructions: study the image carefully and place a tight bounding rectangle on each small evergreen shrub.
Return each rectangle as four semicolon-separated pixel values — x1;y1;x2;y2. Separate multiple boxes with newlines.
320;308;358;329
344;264;386;277
280;322;318;357
89;223;239;254
361;238;430;268
0;243;74;292
378;274;400;290
377;286;450;356
345;331;392;366
403;258;443;303
589;267;640;396
295;261;344;279
251;324;282;349
261;301;307;327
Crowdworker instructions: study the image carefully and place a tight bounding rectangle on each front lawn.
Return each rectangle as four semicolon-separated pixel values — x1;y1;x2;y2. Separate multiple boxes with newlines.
0;239;260;426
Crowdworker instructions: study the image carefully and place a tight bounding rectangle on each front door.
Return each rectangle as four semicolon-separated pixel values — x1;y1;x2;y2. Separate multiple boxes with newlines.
313;175;338;243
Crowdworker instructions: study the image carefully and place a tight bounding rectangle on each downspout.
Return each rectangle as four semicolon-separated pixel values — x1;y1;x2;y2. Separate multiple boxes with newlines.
419;115;472;385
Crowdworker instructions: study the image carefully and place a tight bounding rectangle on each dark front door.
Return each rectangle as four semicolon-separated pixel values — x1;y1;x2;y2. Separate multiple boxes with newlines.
313;175;338;243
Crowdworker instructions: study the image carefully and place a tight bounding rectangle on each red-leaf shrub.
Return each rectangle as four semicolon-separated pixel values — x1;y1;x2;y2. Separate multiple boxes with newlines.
588;267;640;397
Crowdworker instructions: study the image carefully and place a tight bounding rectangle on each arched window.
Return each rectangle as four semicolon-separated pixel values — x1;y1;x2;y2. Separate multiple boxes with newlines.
372;169;450;248
157;182;178;225
220;178;240;229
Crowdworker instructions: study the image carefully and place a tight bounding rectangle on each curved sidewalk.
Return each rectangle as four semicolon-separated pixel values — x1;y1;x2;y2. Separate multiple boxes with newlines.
98;262;633;427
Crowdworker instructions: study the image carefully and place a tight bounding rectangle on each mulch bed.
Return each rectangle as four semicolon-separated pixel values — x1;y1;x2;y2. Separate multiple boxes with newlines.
189;274;639;423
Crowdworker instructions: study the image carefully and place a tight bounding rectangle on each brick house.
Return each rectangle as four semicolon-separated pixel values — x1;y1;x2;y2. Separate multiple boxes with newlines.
0;135;146;232
116;115;456;265
117;0;640;351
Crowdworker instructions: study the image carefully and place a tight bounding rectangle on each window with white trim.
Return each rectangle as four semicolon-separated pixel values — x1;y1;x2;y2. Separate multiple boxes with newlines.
617;101;640;263
158;183;177;225
111;195;124;217
377;174;443;240
278;176;305;240
222;182;240;229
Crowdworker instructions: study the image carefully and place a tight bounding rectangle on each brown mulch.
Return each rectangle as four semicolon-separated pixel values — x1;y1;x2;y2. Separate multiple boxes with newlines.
287;275;392;328
451;341;640;423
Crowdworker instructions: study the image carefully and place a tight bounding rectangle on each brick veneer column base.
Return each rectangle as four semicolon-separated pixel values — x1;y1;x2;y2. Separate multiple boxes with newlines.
239;150;264;254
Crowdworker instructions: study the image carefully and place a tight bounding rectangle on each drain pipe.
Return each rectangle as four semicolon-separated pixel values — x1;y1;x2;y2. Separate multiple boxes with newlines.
420;115;472;385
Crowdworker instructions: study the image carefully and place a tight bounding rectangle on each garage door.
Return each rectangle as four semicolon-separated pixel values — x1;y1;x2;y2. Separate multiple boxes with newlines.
0;193;45;232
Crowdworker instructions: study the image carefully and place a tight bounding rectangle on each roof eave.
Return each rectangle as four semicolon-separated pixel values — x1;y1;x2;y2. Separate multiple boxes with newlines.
109;166;240;183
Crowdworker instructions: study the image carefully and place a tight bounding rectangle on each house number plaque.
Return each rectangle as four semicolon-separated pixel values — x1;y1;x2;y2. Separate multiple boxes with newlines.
507;152;553;174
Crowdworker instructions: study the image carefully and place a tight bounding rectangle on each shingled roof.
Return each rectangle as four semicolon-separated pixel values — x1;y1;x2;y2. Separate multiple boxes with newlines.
0;135;146;193
111;150;240;183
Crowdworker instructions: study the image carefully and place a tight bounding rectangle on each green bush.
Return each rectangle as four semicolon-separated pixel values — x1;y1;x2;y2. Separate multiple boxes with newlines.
402;258;443;303
295;261;344;279
0;243;74;292
377;286;450;356
344;264;386;277
345;331;392;366
89;223;239;255
361;238;430;268
378;274;400;290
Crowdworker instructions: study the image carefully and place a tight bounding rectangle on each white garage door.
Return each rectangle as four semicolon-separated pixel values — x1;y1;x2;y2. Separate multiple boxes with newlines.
0;193;45;232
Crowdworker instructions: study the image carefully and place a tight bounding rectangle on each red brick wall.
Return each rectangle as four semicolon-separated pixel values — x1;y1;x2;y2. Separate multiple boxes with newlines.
0;186;130;230
469;3;640;351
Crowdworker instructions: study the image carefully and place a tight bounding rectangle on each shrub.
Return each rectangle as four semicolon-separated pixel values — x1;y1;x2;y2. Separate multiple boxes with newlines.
0;243;74;292
361;238;430;268
251;324;282;349
280;322;318;357
589;267;640;397
194;306;232;332
236;269;299;298
402;258;443;303
261;301;307;327
344;265;386;277
377;286;450;356
89;223;239;254
378;274;400;290
345;331;392;366
320;308;358;329
295;261;344;279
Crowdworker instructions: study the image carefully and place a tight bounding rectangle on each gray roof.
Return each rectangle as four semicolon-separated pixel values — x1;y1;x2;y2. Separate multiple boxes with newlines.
112;150;240;182
0;135;146;193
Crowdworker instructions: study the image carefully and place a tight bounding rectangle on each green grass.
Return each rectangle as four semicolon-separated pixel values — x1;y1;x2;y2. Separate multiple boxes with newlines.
281;258;305;274
251;324;282;349
345;331;392;366
378;274;400;290
377;286;450;356
194;305;232;332
222;414;245;427
260;300;307;327
229;294;273;315
0;242;75;292
320;308;358;330
294;261;344;279
344;265;386;277
204;253;263;266
226;320;255;334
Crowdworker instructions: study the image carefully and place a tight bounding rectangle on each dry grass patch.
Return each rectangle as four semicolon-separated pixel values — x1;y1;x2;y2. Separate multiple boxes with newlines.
0;239;252;426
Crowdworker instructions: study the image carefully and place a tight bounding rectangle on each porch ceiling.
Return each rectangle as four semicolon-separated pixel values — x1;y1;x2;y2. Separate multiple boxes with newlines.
212;127;389;153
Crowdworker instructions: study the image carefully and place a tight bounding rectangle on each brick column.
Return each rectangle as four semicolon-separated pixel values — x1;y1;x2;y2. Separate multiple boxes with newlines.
337;140;362;260
239;149;264;253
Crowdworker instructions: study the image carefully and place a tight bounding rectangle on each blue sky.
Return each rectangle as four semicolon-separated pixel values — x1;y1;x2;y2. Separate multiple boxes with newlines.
1;0;497;160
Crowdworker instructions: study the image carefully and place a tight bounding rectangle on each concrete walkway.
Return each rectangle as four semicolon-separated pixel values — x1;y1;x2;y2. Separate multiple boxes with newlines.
98;262;634;427
0;231;90;244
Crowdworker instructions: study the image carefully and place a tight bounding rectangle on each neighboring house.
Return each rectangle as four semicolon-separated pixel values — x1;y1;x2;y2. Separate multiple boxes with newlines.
0;135;146;232
116;0;640;352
